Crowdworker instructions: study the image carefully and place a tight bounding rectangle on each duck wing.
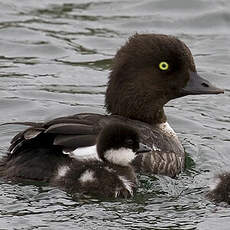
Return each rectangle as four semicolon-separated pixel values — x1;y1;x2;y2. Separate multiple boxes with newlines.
0;113;108;182
6;113;106;156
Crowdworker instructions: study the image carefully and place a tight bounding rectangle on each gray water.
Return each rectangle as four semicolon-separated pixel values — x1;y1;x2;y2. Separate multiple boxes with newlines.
0;0;230;229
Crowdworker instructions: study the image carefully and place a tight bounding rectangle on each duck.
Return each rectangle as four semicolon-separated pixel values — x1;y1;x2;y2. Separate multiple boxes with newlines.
208;173;230;204
0;33;224;182
49;123;150;198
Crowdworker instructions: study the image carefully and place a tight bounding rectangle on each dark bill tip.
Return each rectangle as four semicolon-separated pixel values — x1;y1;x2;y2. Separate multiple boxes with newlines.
180;71;224;96
136;143;152;154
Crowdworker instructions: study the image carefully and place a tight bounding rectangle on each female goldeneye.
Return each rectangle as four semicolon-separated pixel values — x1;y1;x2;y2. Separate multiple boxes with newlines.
208;173;230;204
50;123;150;198
0;34;224;181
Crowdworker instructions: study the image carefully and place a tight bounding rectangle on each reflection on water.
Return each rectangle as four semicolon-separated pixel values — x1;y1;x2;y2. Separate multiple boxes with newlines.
0;0;230;229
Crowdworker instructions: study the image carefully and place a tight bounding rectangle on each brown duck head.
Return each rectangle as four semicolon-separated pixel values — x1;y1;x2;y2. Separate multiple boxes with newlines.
105;34;224;124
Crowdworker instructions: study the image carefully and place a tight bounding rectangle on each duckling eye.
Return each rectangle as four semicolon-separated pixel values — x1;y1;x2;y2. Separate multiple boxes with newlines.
159;61;169;71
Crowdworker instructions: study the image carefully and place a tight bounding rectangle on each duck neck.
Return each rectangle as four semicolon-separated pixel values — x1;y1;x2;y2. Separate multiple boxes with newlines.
148;107;167;125
131;107;167;125
110;107;167;125
105;74;167;125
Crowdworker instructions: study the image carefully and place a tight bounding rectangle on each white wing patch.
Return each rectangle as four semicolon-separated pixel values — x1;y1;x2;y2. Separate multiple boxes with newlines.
79;170;95;184
104;148;136;166
63;145;99;160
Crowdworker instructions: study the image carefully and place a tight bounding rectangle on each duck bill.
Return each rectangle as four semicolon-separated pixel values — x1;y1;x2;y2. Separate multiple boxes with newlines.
180;71;224;96
136;143;151;154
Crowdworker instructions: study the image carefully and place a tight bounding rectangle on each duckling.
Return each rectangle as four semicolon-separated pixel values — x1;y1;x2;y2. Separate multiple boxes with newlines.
208;173;230;204
50;123;150;198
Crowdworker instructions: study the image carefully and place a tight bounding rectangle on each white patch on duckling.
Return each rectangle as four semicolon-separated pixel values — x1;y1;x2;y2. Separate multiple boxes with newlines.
114;189;120;198
79;170;95;184
56;165;70;179
104;148;135;166
209;176;221;191
105;167;116;173
118;176;134;197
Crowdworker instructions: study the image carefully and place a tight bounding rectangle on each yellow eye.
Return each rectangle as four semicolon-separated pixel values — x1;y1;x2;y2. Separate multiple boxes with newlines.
159;61;169;71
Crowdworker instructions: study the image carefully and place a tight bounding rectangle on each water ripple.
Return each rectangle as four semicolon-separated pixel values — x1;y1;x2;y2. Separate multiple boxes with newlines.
0;0;229;229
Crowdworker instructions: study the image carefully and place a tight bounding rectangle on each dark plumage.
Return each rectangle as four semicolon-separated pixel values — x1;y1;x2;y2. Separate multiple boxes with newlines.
208;173;230;204
50;123;147;199
96;122;140;161
0;33;223;182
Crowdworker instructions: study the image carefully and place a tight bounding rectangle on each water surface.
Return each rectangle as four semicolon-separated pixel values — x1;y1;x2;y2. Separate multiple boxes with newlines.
0;0;230;229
